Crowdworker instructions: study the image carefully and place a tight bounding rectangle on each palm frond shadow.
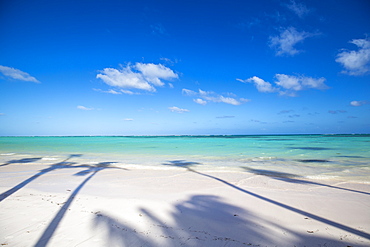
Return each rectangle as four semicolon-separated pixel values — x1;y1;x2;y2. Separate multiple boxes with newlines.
34;161;126;247
0;154;83;202
1;154;128;246
242;166;370;196
161;160;370;240
93;194;358;246
0;157;43;167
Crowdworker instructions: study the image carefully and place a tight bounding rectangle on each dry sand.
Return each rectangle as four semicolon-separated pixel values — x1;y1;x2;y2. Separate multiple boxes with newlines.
0;160;370;247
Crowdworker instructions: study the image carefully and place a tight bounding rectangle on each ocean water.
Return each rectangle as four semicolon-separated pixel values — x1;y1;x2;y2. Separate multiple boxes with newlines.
0;135;369;182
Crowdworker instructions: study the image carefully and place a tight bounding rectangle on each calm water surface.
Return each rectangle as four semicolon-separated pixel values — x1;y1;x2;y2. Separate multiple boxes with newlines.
1;135;369;182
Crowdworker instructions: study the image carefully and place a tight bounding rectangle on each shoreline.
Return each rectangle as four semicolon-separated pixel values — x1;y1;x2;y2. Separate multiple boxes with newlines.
1;161;370;246
2;152;369;184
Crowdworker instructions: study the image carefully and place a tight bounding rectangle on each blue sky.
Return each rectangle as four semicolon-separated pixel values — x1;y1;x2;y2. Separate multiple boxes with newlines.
0;0;369;136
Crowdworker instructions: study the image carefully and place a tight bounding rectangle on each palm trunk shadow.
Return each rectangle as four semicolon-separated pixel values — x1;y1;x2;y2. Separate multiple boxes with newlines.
0;155;82;202
33;162;126;247
193;168;370;240
163;161;370;240
34;171;97;247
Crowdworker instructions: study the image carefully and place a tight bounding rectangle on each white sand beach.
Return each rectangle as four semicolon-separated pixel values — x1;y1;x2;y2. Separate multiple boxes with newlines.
1;159;370;247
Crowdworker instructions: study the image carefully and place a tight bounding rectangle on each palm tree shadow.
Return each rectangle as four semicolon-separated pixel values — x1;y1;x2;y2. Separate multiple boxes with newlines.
93;213;154;247
34;161;127;247
93;195;264;246
0;157;43;167
161;160;370;240
0;154;84;202
162;160;201;169
242;166;370;196
93;194;357;246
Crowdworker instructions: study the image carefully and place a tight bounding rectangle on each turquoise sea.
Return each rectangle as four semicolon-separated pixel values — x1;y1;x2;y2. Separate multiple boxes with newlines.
0;135;369;182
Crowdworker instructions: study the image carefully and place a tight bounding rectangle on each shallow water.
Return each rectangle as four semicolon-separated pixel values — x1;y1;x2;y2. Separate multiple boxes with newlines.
1;135;369;182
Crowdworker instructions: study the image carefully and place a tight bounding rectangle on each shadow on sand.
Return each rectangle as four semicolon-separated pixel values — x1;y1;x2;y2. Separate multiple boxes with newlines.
0;157;43;167
2;157;369;246
34;161;126;247
242;166;370;196
94;193;365;246
1;154;127;247
159;160;370;240
0;154;83;202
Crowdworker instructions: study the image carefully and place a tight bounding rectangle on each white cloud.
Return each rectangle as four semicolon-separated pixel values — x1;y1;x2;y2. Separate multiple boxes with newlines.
275;74;302;90
183;88;248;105
135;63;178;86
275;74;328;93
182;88;197;96
238;77;277;93
299;76;328;90
168;106;189;113
336;38;370;75
241;74;328;96
0;65;40;83
77;105;94;111
193;98;207;105
96;63;178;92
269;27;314;56
350;100;369;106
285;0;310;18
123;118;134;121
217;96;242;105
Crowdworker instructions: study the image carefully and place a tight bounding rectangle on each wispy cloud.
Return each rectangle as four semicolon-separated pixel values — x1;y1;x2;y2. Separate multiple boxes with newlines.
328;110;347;114
239;74;328;96
182;88;250;105
277;110;300;118
0;65;40;83
93;88;122;94
336;38;370;75
151;23;168;36
77;105;94;111
96;63;178;93
123;118;134;121
93;88;142;95
350;100;369;106
216;116;235;119
168;106;189;113
250;119;268;124
160;57;179;65
285;0;311;18
269;27;316;56
278;110;294;115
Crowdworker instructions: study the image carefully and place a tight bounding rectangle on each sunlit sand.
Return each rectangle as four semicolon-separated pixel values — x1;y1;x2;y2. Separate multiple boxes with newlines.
1;155;369;246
